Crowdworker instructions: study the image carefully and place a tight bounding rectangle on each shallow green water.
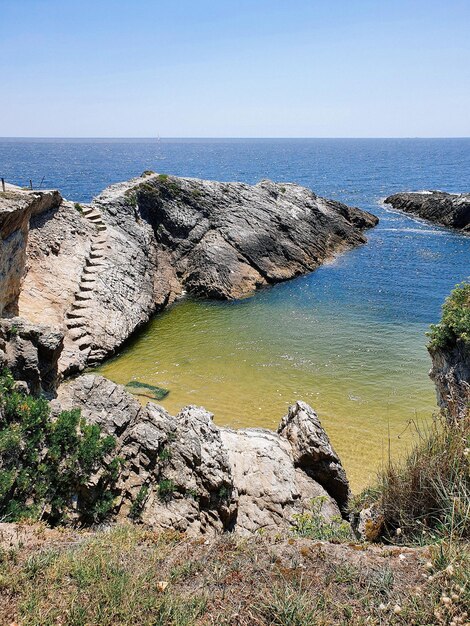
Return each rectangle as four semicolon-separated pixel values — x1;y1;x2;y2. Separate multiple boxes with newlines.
98;292;436;491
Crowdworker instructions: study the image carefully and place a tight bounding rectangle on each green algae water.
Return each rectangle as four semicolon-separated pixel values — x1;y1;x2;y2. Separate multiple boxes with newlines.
3;138;470;490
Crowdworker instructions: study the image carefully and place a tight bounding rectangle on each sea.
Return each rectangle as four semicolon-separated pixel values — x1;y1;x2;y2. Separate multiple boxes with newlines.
1;137;469;489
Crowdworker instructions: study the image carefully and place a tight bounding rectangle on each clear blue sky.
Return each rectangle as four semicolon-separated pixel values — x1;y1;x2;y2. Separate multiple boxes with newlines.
1;0;469;137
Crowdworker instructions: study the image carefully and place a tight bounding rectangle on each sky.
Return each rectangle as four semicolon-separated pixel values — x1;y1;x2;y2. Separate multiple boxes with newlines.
1;0;469;138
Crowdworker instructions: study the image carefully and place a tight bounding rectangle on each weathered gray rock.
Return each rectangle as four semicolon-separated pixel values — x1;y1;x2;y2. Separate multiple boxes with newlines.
385;191;470;232
278;401;350;514
429;339;470;420
220;426;343;535
0;317;63;395
14;174;377;373
54;375;237;535
53;375;350;535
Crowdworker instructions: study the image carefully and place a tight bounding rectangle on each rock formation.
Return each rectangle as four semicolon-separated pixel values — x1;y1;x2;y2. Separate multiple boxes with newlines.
0;317;63;396
14;173;378;374
0;186;61;316
385;191;470;232
429;339;470;420
53;375;350;535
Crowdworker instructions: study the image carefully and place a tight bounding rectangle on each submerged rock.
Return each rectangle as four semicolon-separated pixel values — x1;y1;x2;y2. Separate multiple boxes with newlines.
385;191;470;232
54;375;351;535
12;174;377;373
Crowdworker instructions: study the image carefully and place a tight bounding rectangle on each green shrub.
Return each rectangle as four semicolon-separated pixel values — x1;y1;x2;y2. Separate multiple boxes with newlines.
0;368;120;524
428;282;470;350
74;202;83;213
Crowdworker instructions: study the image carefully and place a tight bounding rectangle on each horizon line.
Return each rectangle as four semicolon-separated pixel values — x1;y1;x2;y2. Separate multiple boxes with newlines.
1;136;470;141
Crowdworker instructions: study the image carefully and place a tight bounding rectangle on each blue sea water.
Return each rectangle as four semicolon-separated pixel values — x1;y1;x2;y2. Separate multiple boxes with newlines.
1;138;468;324
1;138;469;485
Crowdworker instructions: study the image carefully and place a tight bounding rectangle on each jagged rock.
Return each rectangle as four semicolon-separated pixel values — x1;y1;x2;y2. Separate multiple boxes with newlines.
15;174;377;373
277;401;350;514
53;375;237;535
385;191;470;232
53;375;350;535
0;317;63;395
220;426;343;535
429;339;470;419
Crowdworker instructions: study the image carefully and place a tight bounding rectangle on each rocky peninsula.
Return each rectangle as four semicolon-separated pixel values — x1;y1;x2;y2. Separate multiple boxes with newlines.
385;190;470;232
4;174;378;375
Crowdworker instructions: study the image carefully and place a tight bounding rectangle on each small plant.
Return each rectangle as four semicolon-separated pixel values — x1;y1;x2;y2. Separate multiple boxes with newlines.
280;186;287;193
158;479;176;502
74;202;83;213
129;485;149;520
360;413;470;543
292;496;351;542
8;324;19;338
217;484;232;503
157;173;169;181
158;447;172;462
141;170;155;177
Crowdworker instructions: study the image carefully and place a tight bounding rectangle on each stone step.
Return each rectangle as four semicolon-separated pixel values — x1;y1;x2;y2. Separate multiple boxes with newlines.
86;212;102;221
69;327;88;341
79;283;94;292
96;224;107;232
86;258;106;267
66;317;87;329
83;265;100;275
75;292;93;301
66;310;86;318
71;301;90;310
89;250;104;259
81;206;95;215
77;335;92;350
80;275;96;283
90;242;106;251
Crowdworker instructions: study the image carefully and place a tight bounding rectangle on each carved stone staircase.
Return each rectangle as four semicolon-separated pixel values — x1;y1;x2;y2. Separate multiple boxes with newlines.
65;206;108;362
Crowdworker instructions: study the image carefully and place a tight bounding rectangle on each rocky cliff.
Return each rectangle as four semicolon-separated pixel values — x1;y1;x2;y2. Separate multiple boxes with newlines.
385;191;470;232
0;186;61;316
53;375;350;535
429;340;470;420
15;173;377;374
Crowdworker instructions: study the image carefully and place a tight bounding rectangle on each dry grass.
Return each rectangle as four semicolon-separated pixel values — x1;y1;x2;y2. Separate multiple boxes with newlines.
1;524;468;625
366;414;470;543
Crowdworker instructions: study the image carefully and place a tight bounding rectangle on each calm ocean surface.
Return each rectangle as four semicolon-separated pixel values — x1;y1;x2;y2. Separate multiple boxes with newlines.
2;138;469;489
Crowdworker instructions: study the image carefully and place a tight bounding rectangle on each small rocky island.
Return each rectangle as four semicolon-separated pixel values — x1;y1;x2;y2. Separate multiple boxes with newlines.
385;190;470;232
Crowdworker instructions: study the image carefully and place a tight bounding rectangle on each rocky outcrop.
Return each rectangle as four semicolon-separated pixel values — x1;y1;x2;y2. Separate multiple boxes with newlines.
429;339;470;419
385;191;470;232
53;375;350;535
0;186;61;316
14;174;377;374
0;317;63;396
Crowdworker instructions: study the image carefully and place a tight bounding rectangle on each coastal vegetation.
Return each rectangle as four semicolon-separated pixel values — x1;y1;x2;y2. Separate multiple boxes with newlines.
0;369;120;524
428;282;470;350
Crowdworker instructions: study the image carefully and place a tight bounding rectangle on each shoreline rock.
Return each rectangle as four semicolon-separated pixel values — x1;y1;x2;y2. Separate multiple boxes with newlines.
13;174;378;374
53;375;350;535
385;190;470;232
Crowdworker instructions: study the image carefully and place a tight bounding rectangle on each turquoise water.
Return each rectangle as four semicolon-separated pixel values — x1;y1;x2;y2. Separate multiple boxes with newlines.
2;138;469;487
